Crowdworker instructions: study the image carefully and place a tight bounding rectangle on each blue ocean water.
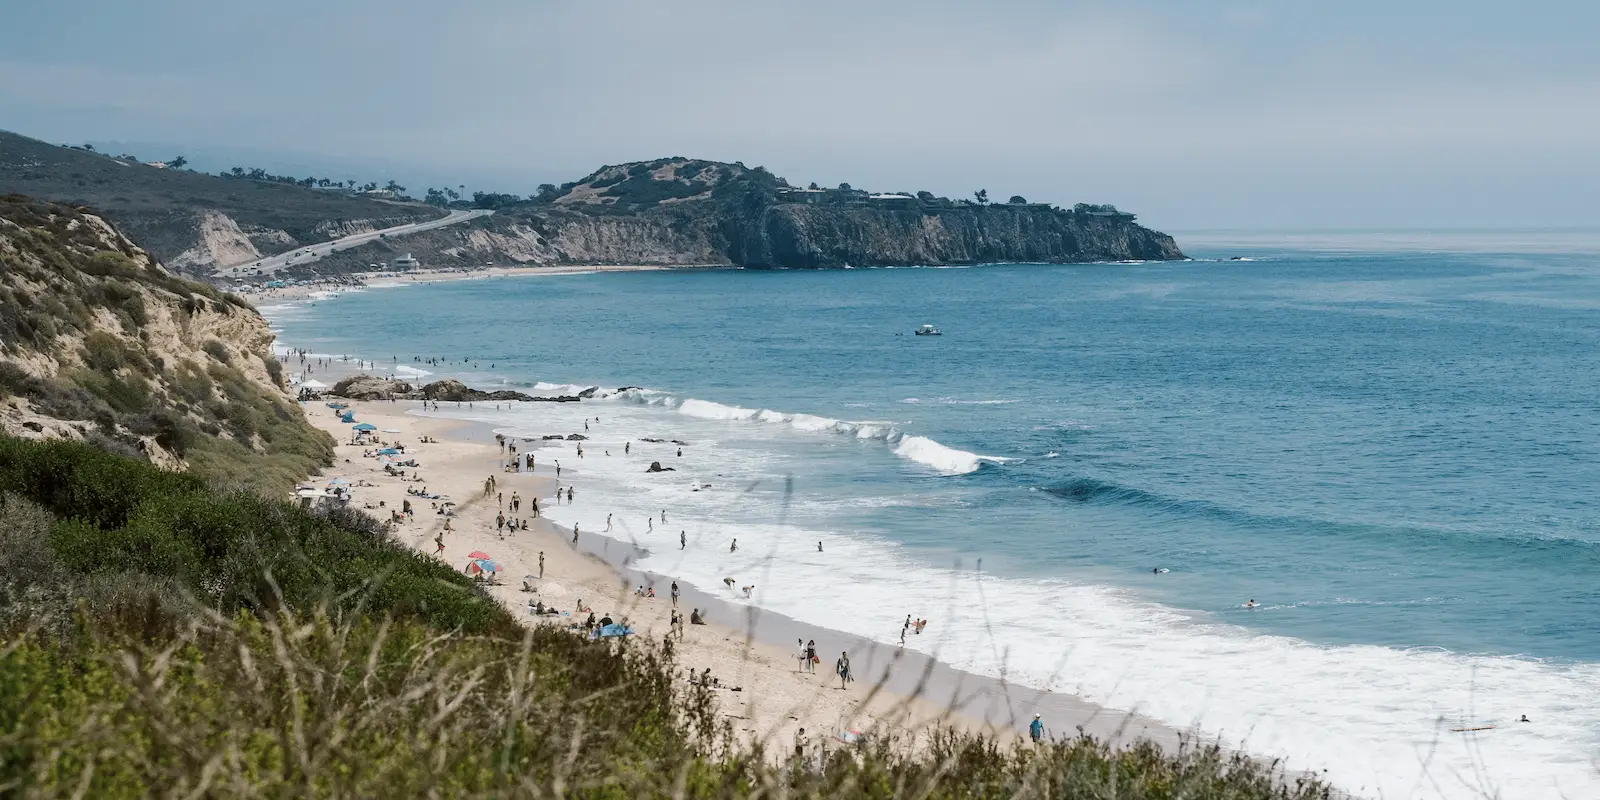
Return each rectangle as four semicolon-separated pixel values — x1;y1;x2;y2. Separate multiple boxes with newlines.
265;240;1600;798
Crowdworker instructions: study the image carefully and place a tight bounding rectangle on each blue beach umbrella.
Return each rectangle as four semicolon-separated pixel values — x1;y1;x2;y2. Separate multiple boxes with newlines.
352;423;377;431
466;559;502;575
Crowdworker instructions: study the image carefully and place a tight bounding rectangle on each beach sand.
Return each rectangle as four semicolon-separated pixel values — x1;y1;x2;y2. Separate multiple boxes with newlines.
238;263;725;306
299;395;1186;760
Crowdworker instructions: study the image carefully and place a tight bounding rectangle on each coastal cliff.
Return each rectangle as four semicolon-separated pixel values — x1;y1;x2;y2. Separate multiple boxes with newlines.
725;202;1182;267
305;158;1184;273
0;194;332;491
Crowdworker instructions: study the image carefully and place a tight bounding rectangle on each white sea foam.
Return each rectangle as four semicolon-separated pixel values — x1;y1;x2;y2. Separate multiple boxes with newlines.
532;381;599;396
393;364;432;379
893;435;988;474
614;391;1001;475
427;395;1600;800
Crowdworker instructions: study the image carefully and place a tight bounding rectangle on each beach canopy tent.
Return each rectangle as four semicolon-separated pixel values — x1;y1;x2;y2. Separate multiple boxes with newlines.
377;448;400;455
340;412;356;423
352;423;378;431
298;379;329;389
595;624;633;638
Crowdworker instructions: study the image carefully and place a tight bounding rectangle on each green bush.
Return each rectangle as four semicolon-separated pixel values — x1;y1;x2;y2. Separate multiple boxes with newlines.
202;338;231;363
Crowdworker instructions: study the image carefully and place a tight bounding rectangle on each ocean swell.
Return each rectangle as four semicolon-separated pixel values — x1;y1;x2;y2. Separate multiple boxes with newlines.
614;390;1005;475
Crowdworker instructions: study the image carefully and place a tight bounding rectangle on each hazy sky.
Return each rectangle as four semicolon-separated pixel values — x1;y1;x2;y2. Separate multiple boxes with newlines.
3;1;1598;230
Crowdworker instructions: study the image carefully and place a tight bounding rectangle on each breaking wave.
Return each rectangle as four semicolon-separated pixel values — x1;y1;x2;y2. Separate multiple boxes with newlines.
613;390;1007;475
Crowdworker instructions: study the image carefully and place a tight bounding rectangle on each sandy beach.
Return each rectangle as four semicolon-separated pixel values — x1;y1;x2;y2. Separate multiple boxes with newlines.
237;263;728;306
298;394;1185;759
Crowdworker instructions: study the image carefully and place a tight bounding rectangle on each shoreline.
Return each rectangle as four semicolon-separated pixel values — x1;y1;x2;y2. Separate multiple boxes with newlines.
296;393;1191;760
236;262;733;305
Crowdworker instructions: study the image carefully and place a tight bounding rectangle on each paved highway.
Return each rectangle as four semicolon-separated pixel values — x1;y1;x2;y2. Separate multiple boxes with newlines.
218;208;493;278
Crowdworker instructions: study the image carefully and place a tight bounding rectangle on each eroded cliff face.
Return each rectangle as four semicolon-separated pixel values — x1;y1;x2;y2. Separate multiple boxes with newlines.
723;204;1183;268
0;196;332;487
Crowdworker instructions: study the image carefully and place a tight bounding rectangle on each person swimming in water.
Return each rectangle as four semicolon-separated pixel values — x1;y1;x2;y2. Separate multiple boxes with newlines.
1245;598;1258;608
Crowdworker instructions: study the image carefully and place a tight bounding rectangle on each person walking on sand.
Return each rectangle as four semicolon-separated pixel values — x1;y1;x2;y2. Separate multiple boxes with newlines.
531;496;539;517
572;523;579;544
538;551;545;579
1030;714;1044;743
434;532;445;555
680;530;686;550
836;652;851;689
648;518;653;532
795;639;808;673
730;538;738;553
661;509;667;524
805;639;817;674
670;581;679;606
606;513;613;532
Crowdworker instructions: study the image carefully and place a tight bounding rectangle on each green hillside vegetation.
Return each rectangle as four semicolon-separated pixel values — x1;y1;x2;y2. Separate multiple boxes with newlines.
0;195;332;494
0;130;443;270
0;435;1332;798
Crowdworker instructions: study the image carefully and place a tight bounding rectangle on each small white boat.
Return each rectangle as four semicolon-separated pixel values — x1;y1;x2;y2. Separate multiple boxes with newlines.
914;324;941;336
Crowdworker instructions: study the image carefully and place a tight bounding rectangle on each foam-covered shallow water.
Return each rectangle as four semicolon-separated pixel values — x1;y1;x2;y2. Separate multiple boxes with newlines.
268;251;1600;798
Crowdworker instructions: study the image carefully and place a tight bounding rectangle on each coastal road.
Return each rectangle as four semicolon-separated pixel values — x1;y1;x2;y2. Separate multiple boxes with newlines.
218;208;493;278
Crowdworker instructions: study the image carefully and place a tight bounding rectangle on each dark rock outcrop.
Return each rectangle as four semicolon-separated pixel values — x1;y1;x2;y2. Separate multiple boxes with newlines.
325;375;590;403
332;375;412;400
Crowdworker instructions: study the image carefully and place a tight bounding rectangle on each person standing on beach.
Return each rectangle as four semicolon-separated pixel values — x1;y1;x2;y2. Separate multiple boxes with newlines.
567;487;574;503
625;441;630;455
497;492;503;509
1030;714;1044;743
795;640;808;673
836;652;851;689
670;581;679;606
661;509;668;524
648;518;653;532
680;530;686;550
730;538;738;553
572;524;579;544
606;514;613;532
900;615;910;646
538;551;545;579
555;460;561;477
805;640;816;674
531;496;539;517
